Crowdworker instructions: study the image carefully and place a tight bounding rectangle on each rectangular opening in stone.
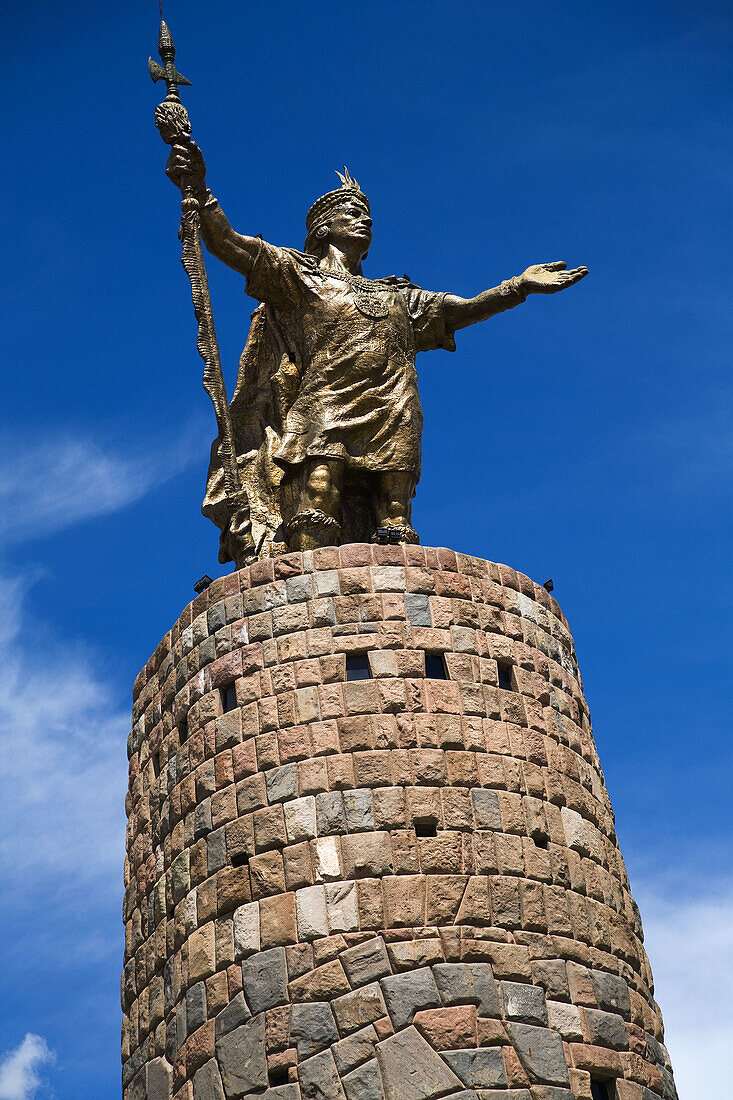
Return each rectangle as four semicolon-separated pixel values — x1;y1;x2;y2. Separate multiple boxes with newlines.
268;1067;289;1087
414;818;438;837
425;652;448;679
178;716;188;743
221;683;238;712
346;653;371;681
231;853;248;868
497;659;514;691
590;1080;614;1100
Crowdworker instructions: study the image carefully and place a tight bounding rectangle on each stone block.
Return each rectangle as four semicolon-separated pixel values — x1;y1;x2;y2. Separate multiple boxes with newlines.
193;1059;225;1100
405;594;432;627
242;948;288;1014
375;1026;463;1100
215;1013;267;1096
214;992;250;1040
433;963;501;1017
326;881;359;932
332;1025;379;1075
333;981;388;1034
290;1002;339;1058
298;1049;347;1100
343;789;375;832
285;796;317;842
442;1048;506;1088
581;1007;628;1050
546;1001;582;1041
380;968;441;1029
341;936;392;987
296;885;329;939
505;1023;569;1085
500;982;548;1025
342;1058;385;1100
590;969;631;1019
186;982;207;1033
413;1005;478;1049
233;901;260;959
266;764;299;804
471;789;502;831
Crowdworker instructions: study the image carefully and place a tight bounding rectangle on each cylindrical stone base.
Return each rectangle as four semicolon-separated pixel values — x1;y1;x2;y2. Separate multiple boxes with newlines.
122;545;677;1100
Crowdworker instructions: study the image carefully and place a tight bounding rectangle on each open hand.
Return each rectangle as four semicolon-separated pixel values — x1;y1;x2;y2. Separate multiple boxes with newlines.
519;261;588;294
165;140;207;194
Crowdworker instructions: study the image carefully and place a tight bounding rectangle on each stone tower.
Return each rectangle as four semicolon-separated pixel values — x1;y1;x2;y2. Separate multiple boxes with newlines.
122;544;677;1100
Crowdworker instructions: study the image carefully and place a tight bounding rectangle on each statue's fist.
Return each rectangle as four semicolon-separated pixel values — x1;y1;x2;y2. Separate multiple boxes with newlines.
165;141;207;194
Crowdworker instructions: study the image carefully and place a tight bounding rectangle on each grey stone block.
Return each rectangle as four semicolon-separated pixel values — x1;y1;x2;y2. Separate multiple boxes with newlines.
333;981;387;1034
505;1023;569;1085
341;936;392;987
265;764;299;803
194;797;213;838
500;981;548;1025
590;969;631;1019
215;991;250;1040
215;1013;268;1096
343;789;374;832
375;1025;463;1100
207;827;227;874
175;997;186;1049
290;1001;339;1058
582;1007;628;1050
443;1048;506;1088
262;1087;299;1100
193;1059;225;1100
242;947;287;1014
316;791;347;834
342;1058;385;1100
299;1049;347;1100
471;790;502;830
286;574;314;602
186;981;207;1032
433;962;501;1017
333;1025;378;1075
146;1058;173;1100
406;593;432;626
380;967;441;1028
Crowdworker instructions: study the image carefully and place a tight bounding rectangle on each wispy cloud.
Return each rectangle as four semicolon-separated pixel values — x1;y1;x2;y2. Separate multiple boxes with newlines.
0;421;207;544
0;1035;55;1100
637;880;733;1100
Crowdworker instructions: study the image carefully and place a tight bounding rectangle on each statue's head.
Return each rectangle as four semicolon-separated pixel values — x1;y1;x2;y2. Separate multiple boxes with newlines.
305;168;372;260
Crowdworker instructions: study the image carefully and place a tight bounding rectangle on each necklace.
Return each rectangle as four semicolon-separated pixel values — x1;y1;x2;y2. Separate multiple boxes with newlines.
320;267;390;320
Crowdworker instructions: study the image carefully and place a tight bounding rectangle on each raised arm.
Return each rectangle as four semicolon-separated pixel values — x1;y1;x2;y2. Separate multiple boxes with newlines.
166;141;260;275
443;261;588;331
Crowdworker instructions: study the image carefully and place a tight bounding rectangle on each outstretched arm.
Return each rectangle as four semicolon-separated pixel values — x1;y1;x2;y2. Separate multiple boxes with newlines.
443;261;588;331
166;141;260;275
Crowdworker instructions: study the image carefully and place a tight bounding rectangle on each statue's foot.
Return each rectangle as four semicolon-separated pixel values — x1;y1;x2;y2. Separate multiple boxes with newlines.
286;508;341;551
371;523;420;546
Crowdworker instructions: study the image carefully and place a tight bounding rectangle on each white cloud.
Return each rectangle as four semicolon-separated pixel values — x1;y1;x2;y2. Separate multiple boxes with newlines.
0;571;127;901
638;882;733;1100
0;1035;54;1100
0;422;206;544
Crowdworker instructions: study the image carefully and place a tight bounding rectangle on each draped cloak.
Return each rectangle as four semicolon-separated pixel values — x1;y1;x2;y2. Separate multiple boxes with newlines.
202;239;456;561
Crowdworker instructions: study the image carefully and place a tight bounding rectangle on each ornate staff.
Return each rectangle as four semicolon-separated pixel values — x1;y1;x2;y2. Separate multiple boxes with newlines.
149;13;254;562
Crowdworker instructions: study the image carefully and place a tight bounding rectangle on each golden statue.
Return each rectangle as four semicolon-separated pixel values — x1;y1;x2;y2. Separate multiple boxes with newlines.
153;22;587;566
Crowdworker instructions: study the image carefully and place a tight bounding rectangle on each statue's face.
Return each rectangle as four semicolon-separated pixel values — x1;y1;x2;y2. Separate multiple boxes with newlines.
326;199;373;256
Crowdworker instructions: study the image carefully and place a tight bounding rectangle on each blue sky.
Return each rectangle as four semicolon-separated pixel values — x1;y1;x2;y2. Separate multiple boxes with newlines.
1;1;730;1096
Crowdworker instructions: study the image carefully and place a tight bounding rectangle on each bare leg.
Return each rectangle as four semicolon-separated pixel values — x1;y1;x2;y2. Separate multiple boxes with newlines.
287;459;344;550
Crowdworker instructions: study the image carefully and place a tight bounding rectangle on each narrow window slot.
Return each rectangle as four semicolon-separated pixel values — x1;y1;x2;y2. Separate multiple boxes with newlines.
497;660;514;692
178;716;188;743
425;652;448;680
414;818;438;838
590;1081;614;1100
345;653;371;681
231;853;248;869
221;684;238;712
